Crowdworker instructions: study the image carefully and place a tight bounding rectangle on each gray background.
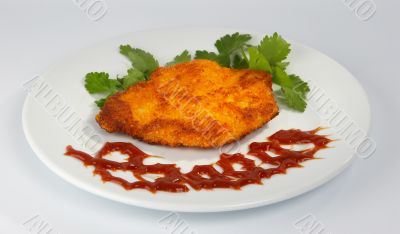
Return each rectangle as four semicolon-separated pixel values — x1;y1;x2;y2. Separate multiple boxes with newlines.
1;0;399;233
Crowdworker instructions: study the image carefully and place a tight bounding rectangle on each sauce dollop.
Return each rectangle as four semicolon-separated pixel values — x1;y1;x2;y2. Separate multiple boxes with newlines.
64;128;331;193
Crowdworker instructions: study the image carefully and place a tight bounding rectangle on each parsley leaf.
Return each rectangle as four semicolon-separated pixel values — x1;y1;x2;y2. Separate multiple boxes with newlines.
194;50;219;61
86;45;158;109
290;74;310;96
272;67;309;111
85;69;146;108
120;68;146;89
281;87;307;112
215;33;252;55
84;72;119;94
194;50;230;67
232;54;248;69
119;45;159;77
255;33;309;112
275;61;290;70
272;66;292;87
216;54;231;67
194;33;251;68
258;32;291;65
248;47;272;72
84;72;123;108
166;50;191;66
95;98;107;108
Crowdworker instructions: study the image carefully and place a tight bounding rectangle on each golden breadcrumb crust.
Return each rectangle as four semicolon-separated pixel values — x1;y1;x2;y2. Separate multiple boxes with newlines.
96;60;279;148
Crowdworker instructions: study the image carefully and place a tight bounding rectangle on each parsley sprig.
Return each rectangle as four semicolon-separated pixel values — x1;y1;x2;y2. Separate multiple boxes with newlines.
84;32;309;111
84;45;159;107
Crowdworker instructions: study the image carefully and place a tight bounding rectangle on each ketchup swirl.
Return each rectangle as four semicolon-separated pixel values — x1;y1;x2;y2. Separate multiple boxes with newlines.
64;128;331;193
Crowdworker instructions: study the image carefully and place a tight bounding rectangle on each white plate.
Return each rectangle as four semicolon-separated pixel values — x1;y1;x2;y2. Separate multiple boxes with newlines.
22;28;371;212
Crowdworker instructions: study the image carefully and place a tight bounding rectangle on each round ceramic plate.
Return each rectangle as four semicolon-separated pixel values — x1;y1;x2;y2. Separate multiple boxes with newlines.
22;28;371;212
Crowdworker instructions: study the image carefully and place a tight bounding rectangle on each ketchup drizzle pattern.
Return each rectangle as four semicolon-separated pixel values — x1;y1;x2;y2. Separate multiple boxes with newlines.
64;128;331;193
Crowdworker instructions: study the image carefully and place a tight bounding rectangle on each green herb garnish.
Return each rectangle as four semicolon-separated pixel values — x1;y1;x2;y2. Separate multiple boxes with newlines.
84;46;158;107
84;32;309;111
166;50;191;66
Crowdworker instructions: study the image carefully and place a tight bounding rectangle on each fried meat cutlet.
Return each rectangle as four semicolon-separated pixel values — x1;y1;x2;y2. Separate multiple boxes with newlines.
96;60;279;148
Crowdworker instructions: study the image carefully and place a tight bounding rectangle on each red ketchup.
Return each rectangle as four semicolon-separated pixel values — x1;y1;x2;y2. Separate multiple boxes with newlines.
64;128;331;193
